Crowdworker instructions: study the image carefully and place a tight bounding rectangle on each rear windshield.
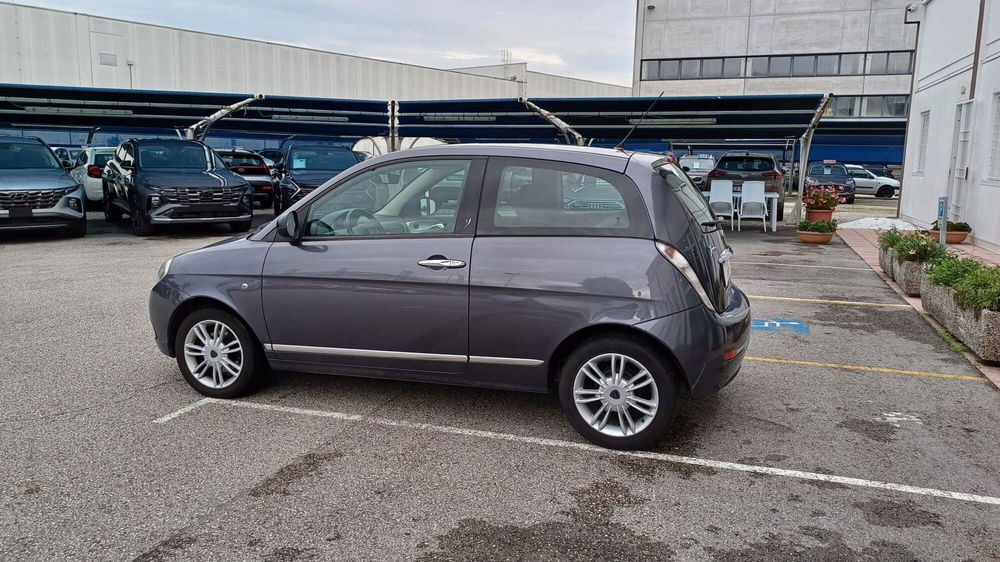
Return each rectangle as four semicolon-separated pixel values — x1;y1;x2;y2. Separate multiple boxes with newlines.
679;157;715;170
717;156;774;172
808;163;849;178
220;153;265;167
658;164;714;225
288;148;358;171
138;143;211;169
0;143;61;169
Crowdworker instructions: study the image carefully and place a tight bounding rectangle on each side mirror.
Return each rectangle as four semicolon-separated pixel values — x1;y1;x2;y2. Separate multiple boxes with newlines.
279;209;303;242
62;160;75;170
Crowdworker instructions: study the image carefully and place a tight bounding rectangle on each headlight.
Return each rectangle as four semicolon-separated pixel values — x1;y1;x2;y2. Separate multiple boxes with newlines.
157;257;173;281
287;178;301;197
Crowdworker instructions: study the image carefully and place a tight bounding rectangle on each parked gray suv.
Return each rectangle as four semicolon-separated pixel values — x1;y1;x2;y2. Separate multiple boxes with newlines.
149;144;751;450
0;136;87;237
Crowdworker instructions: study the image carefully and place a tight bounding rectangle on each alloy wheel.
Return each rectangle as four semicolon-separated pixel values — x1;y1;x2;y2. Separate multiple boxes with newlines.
183;320;243;389
572;353;659;438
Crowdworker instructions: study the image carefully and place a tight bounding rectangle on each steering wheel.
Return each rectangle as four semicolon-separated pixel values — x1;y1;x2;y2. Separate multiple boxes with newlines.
343;208;386;235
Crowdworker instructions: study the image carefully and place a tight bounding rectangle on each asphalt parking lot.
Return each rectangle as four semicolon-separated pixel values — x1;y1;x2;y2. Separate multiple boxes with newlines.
2;212;999;561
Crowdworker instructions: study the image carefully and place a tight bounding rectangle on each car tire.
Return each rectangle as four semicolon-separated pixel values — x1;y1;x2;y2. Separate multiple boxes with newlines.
273;196;283;216
103;185;124;223
230;219;253;233
558;335;679;450
876;185;894;198
844;196;855;204
174;308;264;399
776;202;784;222
67;218;87;238
129;194;154;236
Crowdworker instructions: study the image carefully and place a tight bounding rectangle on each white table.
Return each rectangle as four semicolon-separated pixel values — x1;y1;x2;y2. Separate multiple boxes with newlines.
704;192;780;232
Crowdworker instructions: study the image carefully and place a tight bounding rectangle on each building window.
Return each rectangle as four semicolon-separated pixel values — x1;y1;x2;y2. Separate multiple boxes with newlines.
825;95;910;118
917;111;930;174
639;50;914;81
989;93;1000;178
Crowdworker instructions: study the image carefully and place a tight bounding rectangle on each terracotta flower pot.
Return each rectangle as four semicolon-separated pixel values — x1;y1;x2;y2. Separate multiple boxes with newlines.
805;209;834;222
928;230;969;244
797;230;835;244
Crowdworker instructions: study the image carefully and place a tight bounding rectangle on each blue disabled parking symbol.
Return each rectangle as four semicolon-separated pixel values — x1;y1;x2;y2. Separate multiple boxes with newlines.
751;318;809;334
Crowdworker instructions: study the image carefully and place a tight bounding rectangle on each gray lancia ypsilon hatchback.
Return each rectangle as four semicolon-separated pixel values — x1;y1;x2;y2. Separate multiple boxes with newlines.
149;144;750;450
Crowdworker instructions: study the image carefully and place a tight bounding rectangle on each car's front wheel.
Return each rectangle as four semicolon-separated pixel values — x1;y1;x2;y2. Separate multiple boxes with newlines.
129;194;154;236
273;195;283;216
103;184;124;223
876;185;895;198
66;218;87;238
558;336;679;450
175;308;264;398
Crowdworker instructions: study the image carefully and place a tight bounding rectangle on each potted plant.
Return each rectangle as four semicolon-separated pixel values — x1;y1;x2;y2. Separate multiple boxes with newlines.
877;228;904;281
928;219;972;244
892;232;947;296
797;220;837;244
802;185;845;222
922;257;1000;362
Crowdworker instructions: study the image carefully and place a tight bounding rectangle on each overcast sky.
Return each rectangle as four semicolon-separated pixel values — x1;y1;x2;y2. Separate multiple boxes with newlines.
13;0;636;85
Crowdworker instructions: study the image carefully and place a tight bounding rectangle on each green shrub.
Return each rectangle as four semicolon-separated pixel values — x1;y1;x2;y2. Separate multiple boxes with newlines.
798;220;837;233
932;219;972;232
954;266;1000;312
926;256;983;287
878;227;904;251
894;233;947;263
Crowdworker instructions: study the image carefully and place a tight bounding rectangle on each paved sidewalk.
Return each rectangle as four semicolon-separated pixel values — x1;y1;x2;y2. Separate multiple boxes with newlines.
839;229;1000;389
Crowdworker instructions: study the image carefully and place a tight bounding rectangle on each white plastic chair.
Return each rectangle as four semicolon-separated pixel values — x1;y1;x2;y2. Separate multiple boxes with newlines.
738;180;767;232
708;179;735;230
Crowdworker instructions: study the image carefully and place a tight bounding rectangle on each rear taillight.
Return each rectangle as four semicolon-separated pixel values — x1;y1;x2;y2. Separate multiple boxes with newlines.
708;170;727;178
87;165;102;178
762;171;782;180
655;241;715;310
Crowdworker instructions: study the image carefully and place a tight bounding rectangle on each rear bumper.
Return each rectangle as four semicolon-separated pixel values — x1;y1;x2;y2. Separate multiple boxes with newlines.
634;284;751;398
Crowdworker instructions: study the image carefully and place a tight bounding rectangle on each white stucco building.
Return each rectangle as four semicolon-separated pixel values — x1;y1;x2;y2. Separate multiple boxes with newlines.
0;2;628;100
900;0;1000;251
633;0;916;120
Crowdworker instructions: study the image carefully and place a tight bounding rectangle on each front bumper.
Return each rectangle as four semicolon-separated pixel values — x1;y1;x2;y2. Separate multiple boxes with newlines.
148;202;252;224
150;280;188;356
634;284;751;398
0;195;86;231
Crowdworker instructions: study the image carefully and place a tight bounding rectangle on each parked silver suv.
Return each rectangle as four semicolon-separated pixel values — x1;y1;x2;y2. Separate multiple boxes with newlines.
0;137;87;237
149;144;751;450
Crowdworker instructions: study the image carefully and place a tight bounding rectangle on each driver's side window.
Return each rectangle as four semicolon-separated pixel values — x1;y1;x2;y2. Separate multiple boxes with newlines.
304;159;472;238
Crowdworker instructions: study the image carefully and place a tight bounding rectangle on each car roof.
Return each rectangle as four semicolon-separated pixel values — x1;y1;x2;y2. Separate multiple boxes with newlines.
720;151;774;158
367;143;633;172
130;138;204;145
0;136;46;145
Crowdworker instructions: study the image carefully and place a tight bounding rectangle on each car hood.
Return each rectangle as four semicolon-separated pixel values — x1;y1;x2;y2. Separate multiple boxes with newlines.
141;168;244;188
288;169;343;188
0;168;77;190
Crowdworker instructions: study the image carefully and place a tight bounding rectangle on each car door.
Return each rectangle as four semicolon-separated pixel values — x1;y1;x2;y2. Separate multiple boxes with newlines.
850;168;876;194
262;157;484;374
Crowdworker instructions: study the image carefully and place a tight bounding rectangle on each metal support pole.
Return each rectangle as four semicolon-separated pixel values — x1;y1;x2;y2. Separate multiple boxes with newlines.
185;94;264;140
791;93;833;224
388;100;400;152
519;97;585;146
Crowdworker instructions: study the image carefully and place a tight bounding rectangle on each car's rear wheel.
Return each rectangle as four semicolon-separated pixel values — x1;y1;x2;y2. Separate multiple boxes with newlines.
129;194;154;236
273;196;283;216
558;336;679;450
876;185;894;198
175;308;264;398
103;185;123;223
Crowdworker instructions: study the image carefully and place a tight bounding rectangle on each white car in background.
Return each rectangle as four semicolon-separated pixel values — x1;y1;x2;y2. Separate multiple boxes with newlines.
69;147;116;204
846;164;899;198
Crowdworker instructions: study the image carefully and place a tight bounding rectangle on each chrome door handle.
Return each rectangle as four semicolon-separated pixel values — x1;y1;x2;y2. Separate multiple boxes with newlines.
418;259;466;269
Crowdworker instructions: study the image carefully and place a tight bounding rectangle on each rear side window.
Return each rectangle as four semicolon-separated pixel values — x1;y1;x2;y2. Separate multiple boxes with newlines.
717;156;774;172
658;165;714;225
808;163;848;177
220;153;264;167
479;158;651;238
93;153;113;167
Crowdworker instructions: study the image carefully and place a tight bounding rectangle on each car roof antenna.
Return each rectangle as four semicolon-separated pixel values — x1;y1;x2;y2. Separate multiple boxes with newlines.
615;92;663;151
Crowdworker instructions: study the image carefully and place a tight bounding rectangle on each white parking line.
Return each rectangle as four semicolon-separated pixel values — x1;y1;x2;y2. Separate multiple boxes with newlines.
154;398;1000;506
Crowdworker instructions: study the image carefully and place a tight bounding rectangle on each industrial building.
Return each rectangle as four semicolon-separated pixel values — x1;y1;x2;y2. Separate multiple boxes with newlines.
900;0;1000;252
0;2;628;100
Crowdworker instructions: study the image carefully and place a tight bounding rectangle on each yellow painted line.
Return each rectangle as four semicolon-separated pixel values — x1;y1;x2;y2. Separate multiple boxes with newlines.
745;356;990;382
748;295;911;309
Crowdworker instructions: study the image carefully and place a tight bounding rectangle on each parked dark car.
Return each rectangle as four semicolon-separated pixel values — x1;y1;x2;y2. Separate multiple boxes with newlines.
678;153;715;190
103;139;254;236
272;144;360;214
0;136;87;237
257;148;285;164
216;148;274;206
805;161;856;204
706;151;785;220
149;144;751;450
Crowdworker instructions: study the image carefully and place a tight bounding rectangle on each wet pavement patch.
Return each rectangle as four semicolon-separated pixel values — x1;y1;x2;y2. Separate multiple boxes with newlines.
417;480;675;561
132;531;197;562
853;499;943;528
263;546;316;562
837;418;899;443
704;525;917;561
249;451;344;497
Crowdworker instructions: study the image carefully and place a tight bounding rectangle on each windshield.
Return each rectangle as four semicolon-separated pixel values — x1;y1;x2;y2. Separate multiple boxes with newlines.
220;153;265;167
137;143;212;169
679;157;715;170
93;153;113;167
717;156;774;172
0;143;62;169
808;163;849;178
288;148;358;171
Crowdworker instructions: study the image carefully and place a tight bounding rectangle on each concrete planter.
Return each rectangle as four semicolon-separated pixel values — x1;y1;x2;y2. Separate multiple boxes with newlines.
878;248;897;280
921;275;1000;362
894;259;923;296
